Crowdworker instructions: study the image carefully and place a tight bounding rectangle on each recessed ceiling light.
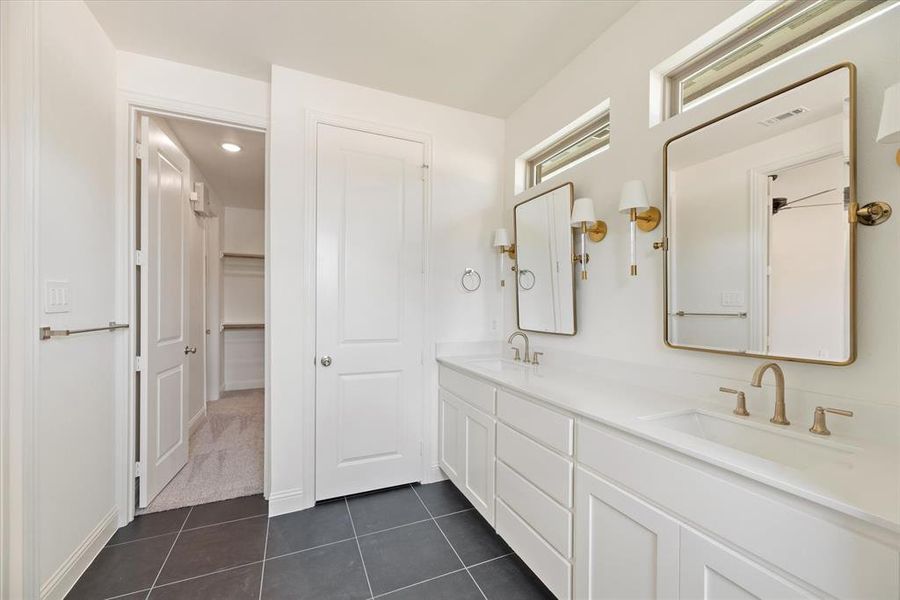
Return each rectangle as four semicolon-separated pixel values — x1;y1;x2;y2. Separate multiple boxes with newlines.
221;142;242;153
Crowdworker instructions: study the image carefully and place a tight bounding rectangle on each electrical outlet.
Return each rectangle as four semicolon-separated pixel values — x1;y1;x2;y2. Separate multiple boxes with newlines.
44;280;71;313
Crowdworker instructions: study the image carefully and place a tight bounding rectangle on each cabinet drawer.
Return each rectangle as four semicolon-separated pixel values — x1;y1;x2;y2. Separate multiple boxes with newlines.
439;366;495;414
497;424;572;507
496;499;571;600
497;461;571;558
497;389;573;455
577;421;900;600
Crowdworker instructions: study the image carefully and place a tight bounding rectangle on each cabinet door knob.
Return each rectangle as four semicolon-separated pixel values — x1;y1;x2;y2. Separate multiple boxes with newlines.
184;345;197;355
320;355;333;367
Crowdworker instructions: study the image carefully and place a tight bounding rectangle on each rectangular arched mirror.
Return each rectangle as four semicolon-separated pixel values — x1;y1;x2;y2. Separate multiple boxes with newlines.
663;63;856;365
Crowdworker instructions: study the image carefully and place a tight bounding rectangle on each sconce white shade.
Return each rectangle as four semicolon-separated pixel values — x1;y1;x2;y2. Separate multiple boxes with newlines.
877;81;900;144
619;180;649;213
570;197;596;227
492;228;511;247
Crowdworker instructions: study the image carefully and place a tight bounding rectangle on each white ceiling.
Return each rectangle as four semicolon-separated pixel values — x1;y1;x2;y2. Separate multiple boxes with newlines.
87;0;637;117
163;117;265;210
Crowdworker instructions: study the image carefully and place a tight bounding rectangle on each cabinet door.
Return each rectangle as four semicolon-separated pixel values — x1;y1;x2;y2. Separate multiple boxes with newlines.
575;467;679;599
680;528;815;599
439;390;463;483
462;403;496;524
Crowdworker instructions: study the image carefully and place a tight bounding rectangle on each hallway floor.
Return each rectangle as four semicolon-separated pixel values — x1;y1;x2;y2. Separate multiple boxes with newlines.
67;481;553;600
141;389;264;514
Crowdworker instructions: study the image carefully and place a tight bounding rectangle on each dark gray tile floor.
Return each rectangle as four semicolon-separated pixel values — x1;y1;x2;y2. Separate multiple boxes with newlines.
66;481;554;600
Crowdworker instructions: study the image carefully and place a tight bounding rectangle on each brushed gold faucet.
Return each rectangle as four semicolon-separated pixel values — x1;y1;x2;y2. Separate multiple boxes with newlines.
750;362;790;425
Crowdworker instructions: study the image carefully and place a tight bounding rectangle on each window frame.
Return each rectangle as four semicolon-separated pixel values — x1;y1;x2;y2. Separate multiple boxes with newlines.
526;111;610;188
663;0;886;118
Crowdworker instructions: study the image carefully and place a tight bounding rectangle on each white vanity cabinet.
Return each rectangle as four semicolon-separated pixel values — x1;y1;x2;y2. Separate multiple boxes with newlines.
574;467;679;599
438;368;496;524
436;361;900;600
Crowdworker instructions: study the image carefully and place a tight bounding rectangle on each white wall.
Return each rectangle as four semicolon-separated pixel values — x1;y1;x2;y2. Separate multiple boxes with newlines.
268;66;505;514
223;206;265;391
503;1;900;406
34;1;119;596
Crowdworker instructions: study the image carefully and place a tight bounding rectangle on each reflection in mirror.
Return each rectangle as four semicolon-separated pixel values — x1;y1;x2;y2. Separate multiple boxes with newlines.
515;182;576;335
665;65;854;364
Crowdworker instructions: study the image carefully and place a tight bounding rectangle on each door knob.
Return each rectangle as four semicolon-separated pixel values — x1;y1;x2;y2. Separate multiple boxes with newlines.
320;355;332;367
184;345;197;354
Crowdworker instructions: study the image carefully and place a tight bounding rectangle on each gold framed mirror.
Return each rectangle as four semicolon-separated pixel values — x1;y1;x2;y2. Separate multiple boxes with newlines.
662;63;856;365
514;182;577;335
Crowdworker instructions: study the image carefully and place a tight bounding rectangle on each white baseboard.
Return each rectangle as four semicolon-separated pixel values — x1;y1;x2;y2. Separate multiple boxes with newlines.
267;487;312;517
223;379;264;392
40;506;118;600
189;405;207;434
422;463;446;484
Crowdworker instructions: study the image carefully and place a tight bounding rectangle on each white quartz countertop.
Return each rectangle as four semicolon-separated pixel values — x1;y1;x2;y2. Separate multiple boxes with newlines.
437;355;900;533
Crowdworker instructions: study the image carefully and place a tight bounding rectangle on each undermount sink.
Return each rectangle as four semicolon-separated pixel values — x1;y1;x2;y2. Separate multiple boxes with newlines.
644;410;856;471
464;358;529;373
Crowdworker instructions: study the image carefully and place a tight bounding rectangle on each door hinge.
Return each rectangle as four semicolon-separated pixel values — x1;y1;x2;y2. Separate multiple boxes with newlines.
135;249;144;266
135;356;143;372
135;461;144;477
421;164;429;181
135;142;143;160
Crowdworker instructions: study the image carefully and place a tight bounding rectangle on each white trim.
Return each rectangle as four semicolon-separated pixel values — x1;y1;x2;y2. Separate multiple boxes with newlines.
0;1;40;597
422;464;446;485
302;111;434;507
39;507;118;600
114;90;268;529
188;404;207;435
223;379;265;392
267;487;308;517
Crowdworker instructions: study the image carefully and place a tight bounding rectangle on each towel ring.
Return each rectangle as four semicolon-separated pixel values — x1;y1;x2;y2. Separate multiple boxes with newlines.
461;268;482;292
518;269;535;290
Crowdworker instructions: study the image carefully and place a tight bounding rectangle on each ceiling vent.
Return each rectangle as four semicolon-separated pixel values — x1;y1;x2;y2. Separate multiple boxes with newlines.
758;106;811;126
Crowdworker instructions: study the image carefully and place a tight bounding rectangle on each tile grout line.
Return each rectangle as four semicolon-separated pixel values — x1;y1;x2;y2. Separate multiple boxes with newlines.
257;517;270;600
371;553;515;599
145;505;193;599
345;497;375;600
408;484;489;600
106;512;270;548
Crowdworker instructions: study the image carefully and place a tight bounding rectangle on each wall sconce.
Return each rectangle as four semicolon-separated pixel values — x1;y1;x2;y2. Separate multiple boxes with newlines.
570;197;606;280
618;180;660;277
877;81;900;166
493;228;515;287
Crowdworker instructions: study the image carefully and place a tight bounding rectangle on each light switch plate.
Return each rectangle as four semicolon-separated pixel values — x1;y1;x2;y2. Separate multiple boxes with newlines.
44;280;71;313
721;291;744;307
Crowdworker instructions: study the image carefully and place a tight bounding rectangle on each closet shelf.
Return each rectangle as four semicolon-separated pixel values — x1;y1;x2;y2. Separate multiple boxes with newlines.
221;252;264;260
221;323;265;330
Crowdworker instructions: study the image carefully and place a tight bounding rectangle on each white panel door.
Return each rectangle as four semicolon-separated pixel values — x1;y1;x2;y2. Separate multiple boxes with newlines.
315;124;425;499
680;527;815;599
575;467;679;599
139;116;191;507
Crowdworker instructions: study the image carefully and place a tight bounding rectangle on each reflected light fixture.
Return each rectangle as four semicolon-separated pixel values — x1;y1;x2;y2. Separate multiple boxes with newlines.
220;142;242;153
877;81;900;166
618;180;660;276
570;197;606;280
492;228;515;287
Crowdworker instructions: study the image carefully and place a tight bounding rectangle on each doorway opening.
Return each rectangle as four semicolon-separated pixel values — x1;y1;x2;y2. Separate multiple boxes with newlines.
133;111;266;514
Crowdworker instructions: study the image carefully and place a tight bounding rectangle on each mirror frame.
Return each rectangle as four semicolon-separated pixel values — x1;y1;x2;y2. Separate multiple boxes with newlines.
514;181;577;336
661;62;857;366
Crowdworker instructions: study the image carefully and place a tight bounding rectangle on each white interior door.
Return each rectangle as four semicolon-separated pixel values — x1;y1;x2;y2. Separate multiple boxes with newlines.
315;123;425;500
139;115;191;507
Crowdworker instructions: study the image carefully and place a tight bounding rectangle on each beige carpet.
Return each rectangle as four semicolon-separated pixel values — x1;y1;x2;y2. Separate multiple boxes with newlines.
139;388;264;514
